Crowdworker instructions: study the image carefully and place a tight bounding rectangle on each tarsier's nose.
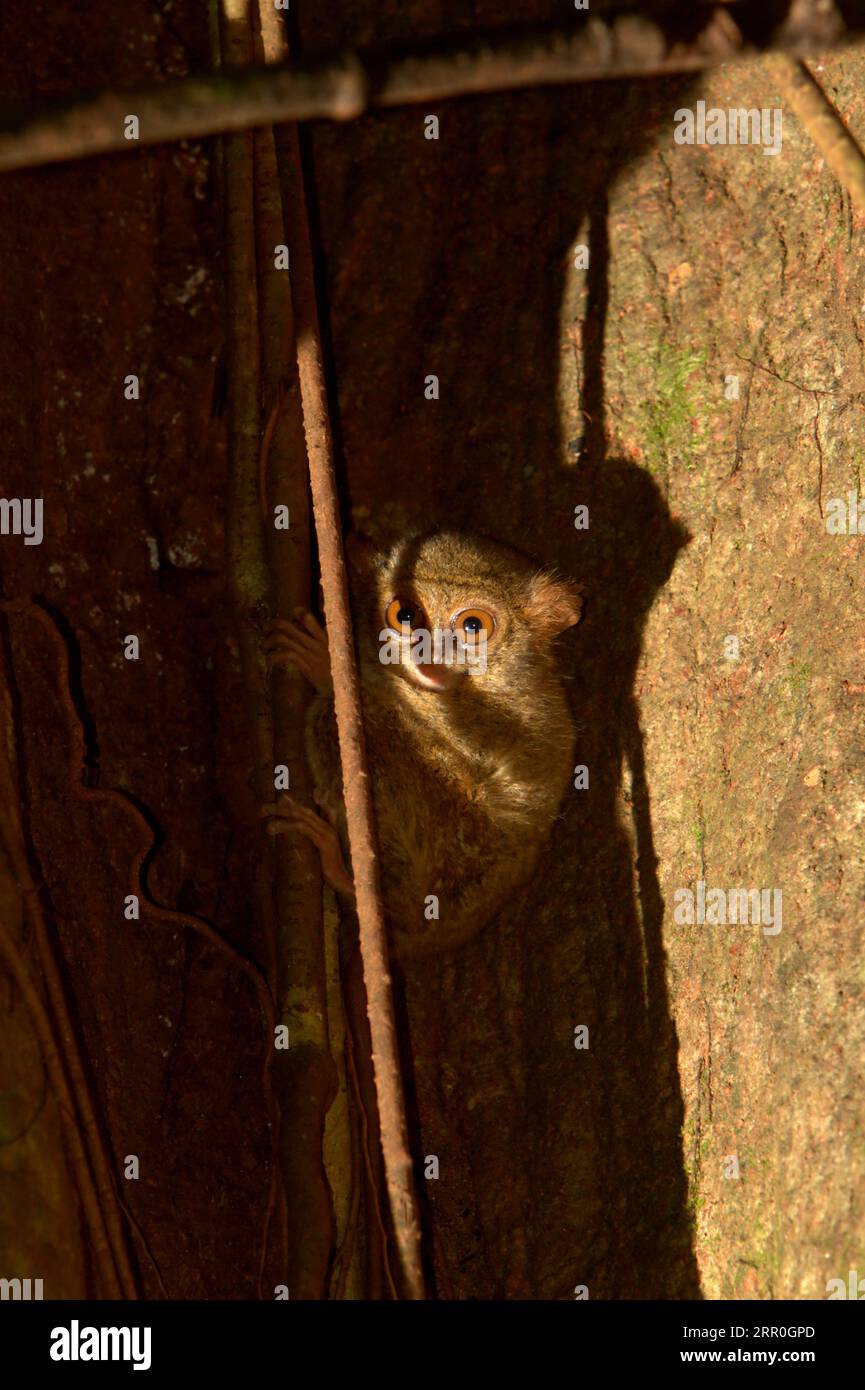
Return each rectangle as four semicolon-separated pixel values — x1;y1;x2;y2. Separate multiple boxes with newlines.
411;658;458;691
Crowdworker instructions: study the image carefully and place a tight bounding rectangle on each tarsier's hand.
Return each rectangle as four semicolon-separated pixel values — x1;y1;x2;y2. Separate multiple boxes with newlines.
262;609;333;695
260;792;355;900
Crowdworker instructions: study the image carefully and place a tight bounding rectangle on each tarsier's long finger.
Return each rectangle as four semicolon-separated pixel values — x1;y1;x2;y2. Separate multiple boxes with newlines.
264;611;325;648
269;821;331;848
295;609;326;640
262;645;311;671
260;798;335;846
284;803;332;834
261;628;317;656
261;640;317;679
264;812;328;844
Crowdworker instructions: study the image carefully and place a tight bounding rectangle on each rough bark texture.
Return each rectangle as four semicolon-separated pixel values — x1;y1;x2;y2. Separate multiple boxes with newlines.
0;0;862;1299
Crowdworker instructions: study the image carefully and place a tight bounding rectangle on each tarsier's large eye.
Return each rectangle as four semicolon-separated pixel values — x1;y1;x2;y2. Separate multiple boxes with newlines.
385;598;425;633
452;608;496;643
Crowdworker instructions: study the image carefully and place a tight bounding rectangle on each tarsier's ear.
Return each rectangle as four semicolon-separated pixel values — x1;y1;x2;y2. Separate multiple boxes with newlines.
344;531;377;574
524;572;584;636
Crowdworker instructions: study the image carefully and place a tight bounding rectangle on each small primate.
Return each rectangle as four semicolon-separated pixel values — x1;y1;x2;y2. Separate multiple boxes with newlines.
262;531;582;958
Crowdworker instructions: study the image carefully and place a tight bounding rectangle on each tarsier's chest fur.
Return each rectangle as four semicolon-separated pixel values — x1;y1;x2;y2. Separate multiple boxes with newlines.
304;533;580;959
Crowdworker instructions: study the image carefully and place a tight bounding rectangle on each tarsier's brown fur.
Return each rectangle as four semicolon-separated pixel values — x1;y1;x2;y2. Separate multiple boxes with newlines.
301;531;582;958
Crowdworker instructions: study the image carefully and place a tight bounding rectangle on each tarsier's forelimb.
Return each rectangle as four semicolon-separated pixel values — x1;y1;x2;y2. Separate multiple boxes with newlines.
261;609;333;695
261;611;354;896
260;791;355;899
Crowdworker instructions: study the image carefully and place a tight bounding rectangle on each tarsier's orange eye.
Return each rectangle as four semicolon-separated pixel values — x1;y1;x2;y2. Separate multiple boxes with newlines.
452;608;496;643
385;598;425;633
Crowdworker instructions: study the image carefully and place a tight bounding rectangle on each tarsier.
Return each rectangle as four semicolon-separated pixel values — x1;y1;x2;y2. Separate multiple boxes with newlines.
262;531;582;958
